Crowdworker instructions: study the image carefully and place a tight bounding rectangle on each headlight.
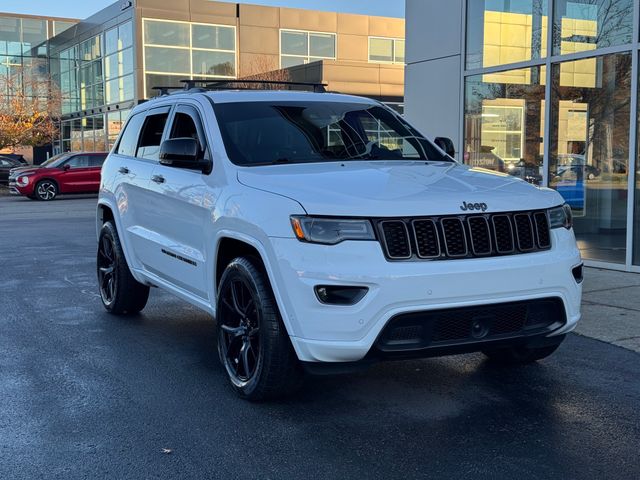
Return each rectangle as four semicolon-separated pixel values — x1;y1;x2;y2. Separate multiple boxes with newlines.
290;216;376;245
16;175;31;186
548;204;573;230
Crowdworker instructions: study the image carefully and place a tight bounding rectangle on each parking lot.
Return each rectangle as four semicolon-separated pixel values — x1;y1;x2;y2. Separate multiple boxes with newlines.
1;195;639;479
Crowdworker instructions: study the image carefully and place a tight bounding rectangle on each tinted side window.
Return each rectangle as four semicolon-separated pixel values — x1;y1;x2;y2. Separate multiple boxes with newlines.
137;113;170;159
88;155;107;167
171;112;199;140
0;159;9;167
117;113;145;157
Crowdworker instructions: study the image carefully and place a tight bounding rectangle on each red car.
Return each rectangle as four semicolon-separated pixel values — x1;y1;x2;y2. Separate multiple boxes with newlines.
9;152;108;201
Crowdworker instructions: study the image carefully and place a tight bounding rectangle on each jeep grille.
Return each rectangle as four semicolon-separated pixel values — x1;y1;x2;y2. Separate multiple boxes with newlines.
377;210;551;261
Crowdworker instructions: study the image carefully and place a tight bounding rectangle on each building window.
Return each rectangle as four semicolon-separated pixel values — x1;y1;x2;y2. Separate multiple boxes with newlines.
143;19;236;97
552;0;634;56
368;37;405;64
280;30;336;68
104;21;134;105
466;0;548;70
549;52;631;264
464;66;546;184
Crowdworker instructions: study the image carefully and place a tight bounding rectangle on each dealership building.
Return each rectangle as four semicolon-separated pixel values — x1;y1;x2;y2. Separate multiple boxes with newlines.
405;0;640;272
0;1;404;160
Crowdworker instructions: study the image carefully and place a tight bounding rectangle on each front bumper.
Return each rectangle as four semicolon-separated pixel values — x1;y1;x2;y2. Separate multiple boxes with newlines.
268;228;582;363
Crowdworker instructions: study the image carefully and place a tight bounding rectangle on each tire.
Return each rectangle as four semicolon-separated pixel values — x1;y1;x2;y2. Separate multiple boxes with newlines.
97;221;150;315
216;256;302;401
34;179;58;201
482;335;565;365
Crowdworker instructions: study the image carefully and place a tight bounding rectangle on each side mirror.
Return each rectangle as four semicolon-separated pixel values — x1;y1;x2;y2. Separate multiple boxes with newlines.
63;164;71;171
159;138;207;171
434;137;456;158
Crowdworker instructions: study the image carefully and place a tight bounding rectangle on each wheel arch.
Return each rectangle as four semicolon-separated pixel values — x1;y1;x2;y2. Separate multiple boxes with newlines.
213;233;298;342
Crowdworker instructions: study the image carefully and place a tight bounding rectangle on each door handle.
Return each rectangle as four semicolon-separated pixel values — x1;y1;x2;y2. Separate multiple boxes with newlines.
151;174;165;184
118;166;129;174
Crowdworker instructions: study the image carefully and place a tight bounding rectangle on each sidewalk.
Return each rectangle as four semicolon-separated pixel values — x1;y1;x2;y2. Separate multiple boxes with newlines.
576;267;640;353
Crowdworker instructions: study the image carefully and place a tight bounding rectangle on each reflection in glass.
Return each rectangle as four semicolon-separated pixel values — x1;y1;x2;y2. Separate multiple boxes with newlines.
464;66;546;185
281;31;307;56
549;53;631;263
191;24;235;51
369;38;393;62
192;50;235;77
552;0;633;55
466;0;548;70
309;33;335;58
145;46;190;73
144;20;189;47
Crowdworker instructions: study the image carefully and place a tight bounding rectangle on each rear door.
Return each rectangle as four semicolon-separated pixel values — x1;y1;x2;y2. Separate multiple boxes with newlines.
113;106;172;272
147;103;211;299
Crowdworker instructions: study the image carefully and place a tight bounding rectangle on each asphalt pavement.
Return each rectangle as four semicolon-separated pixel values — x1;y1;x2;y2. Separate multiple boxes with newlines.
1;195;639;479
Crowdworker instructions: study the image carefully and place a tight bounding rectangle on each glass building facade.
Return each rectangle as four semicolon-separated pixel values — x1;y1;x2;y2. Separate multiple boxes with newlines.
462;0;640;270
142;19;236;96
0;14;75;104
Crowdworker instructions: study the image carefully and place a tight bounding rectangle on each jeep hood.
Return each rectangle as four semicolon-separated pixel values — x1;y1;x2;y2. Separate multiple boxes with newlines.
237;161;564;217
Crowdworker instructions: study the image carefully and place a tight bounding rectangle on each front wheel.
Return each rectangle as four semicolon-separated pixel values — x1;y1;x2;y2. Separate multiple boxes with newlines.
482;335;565;364
216;256;302;401
34;180;57;201
97;221;150;315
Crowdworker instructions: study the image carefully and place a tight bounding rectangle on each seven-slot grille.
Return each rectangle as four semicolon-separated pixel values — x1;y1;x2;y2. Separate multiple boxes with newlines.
378;210;551;261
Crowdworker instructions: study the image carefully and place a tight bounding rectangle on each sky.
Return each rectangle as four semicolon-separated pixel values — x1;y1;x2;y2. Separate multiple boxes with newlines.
0;0;405;19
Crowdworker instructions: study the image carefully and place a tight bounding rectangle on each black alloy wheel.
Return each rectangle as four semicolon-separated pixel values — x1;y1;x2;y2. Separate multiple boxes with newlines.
96;221;149;315
218;276;261;386
216;257;302;400
97;233;117;306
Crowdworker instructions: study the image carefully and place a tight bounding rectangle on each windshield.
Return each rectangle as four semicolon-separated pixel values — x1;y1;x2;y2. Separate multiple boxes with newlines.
213;101;449;166
40;153;72;168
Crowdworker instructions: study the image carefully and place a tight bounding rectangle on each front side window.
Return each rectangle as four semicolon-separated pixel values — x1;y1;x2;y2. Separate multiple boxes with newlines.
214;101;448;166
280;30;336;68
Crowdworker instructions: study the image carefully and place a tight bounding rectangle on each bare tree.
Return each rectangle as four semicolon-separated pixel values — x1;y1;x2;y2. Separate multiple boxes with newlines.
0;62;61;151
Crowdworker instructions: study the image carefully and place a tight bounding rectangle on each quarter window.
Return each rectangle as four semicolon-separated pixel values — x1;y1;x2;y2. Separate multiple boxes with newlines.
136;112;170;160
116;113;145;157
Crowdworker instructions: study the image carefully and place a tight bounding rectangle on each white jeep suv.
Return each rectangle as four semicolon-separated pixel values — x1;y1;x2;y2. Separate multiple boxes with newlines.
97;86;582;400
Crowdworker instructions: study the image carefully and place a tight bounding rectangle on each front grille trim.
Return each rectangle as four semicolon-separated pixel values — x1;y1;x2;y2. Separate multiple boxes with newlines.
441;217;468;258
466;216;492;256
411;219;441;259
376;209;551;262
513;213;535;252
379;220;413;260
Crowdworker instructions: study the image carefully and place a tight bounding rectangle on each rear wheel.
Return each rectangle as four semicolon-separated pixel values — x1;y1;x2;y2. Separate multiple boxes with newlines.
217;256;302;401
97;221;150;315
34;180;57;201
483;335;565;364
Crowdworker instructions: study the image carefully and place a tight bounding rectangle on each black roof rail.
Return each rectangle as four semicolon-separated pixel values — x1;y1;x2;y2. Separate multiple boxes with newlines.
151;86;184;96
180;79;328;93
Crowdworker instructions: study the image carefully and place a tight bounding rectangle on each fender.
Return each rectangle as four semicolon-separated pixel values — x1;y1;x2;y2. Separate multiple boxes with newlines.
212;229;303;350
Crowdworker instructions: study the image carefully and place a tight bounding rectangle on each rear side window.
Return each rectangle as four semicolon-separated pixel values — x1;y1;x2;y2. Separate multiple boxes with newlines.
116;113;145;157
65;155;91;168
137;113;169;159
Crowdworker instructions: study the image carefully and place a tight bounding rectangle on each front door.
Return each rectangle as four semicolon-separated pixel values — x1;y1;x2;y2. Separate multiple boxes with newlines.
147;104;211;300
